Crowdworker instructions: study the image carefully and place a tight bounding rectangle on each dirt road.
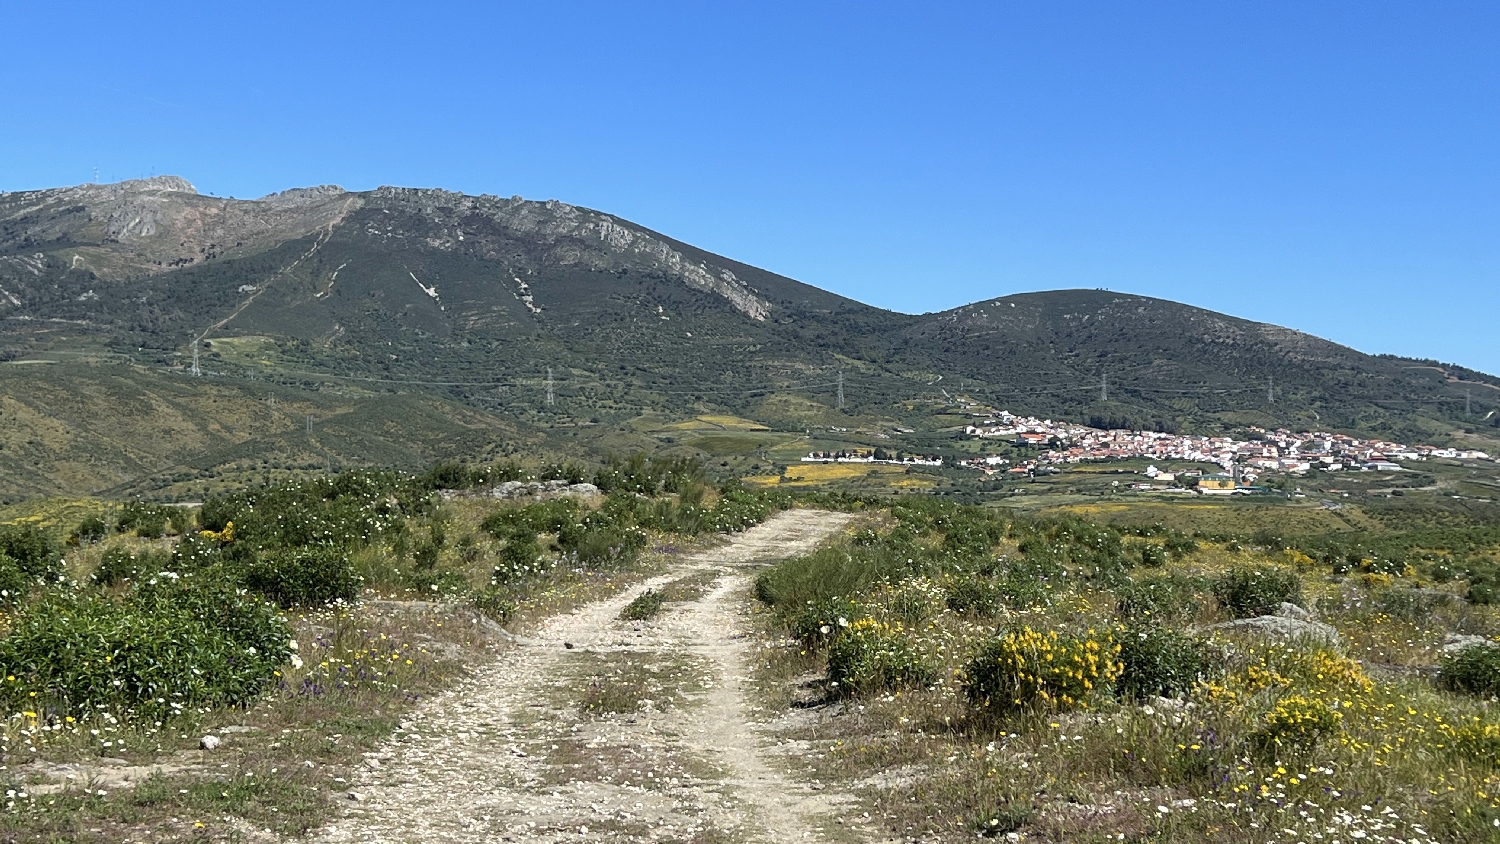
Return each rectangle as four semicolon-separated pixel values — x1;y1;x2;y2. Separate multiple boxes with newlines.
312;509;876;843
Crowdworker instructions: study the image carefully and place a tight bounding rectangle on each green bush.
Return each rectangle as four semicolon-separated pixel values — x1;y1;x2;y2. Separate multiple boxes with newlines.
1117;574;1202;624
473;586;516;622
0;524;62;581
876;577;945;627
943;571;1049;616
481;500;578;538
92;546;171;587
72;516;108;545
1116;627;1215;700
116;501;173;538
1213;565;1302;618
1440;643;1500;697
943;572;1006;617
0;575;291;721
0;553;28;605
1468;576;1497;606
1164;534;1198;559
593;454;703;495
242;547;361;608
199;471;410;550
492;533;545;584
171;531;228;571
619;589;665;621
1140;543;1168;568
754;546;888;613
563;524;647;567
826;618;933;695
1372;587;1453;622
785;596;865;644
405;566;469;595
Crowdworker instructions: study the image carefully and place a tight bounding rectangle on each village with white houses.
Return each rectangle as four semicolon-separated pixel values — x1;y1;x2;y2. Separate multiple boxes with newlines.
957;411;1494;494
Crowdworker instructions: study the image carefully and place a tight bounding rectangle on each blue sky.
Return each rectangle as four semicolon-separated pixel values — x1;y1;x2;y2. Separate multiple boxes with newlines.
5;2;1498;374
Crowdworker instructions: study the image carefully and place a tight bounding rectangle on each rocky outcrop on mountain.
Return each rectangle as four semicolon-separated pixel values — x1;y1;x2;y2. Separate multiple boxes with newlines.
0;177;357;280
365;187;771;320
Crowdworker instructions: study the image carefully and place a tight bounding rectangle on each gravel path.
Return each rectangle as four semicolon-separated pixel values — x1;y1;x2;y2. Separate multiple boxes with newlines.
312;509;876;843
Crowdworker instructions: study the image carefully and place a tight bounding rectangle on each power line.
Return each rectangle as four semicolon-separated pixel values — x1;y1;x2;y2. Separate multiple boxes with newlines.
837;370;845;410
545;367;554;407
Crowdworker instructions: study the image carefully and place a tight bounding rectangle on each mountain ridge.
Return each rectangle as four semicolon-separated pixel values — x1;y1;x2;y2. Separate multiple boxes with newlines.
1;176;1496;499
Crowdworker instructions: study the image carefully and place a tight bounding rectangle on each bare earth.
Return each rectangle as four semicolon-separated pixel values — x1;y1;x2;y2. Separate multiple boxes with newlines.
312;509;882;843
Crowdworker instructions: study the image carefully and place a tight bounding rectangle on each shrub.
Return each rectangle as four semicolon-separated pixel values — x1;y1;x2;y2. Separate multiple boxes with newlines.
1117;574;1202;623
876;577;945;627
1139;543;1168;568
593;454;702;495
473;587;516;622
568;526;645;567
786;596;865;645
92;546;171;587
492;533;546;584
1440;642;1500;698
0;575;291;721
1441;717;1500;763
242;547;361;608
704;488;773;533
0;523;62;580
1116;627;1215;700
405;566;469;595
1372;586;1452;622
754;546;887;613
943;571;1049;616
171;531;227;571
116;501;173;538
481;500;578;538
826;618;933;695
0;553;28;605
199;471;409;550
1164;534;1198;559
619;589;665;621
1257;693;1342;749
72;516;108;545
1212;565;1302;618
962;626;1122;713
1468;576;1497;606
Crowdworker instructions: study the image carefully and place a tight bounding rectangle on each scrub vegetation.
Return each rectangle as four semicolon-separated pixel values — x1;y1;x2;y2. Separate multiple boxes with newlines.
752;497;1500;842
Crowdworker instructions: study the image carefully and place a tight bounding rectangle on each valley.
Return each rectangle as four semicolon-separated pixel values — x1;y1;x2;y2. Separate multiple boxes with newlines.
2;178;1500;843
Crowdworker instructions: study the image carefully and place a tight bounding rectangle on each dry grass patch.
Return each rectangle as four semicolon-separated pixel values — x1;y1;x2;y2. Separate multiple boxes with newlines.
0;599;499;842
569;651;714;717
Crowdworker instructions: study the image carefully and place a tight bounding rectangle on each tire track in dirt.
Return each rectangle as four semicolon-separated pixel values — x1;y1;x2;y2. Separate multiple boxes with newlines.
311;509;875;843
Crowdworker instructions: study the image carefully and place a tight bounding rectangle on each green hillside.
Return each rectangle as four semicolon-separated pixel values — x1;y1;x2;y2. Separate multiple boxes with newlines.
1;177;1497;499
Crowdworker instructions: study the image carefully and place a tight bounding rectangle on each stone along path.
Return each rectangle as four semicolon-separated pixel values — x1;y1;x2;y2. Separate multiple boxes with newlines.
312;509;881;843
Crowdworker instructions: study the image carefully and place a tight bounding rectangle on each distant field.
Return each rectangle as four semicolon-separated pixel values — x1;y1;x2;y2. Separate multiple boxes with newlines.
0;497;110;529
743;461;918;488
660;414;770;432
687;433;793;455
1034;498;1375;536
